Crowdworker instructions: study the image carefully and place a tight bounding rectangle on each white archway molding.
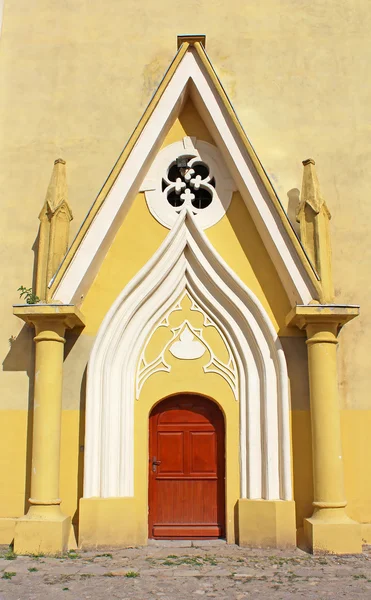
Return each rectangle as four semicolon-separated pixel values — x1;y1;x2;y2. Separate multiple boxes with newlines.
84;209;292;502
135;289;239;401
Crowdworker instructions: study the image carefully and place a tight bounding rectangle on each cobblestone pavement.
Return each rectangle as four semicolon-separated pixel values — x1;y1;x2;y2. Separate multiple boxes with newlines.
1;541;371;599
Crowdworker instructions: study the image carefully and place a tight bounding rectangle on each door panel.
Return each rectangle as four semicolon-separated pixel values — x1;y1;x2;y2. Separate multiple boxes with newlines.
189;432;217;475
158;432;184;474
149;394;225;539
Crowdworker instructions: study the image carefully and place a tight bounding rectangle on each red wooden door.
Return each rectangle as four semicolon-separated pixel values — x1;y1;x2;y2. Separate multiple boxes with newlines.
149;394;225;539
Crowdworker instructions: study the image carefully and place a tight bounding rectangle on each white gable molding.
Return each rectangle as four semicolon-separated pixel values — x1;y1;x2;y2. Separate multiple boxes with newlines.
53;48;316;306
84;210;292;502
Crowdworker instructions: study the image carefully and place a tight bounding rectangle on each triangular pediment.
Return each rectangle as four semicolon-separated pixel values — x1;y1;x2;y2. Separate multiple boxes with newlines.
50;40;320;306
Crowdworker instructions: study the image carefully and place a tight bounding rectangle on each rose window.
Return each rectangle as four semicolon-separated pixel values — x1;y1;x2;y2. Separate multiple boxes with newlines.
162;157;216;213
141;137;236;230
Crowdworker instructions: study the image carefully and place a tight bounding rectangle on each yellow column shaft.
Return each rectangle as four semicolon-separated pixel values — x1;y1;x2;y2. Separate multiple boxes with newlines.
29;321;66;516
306;323;346;513
287;305;361;553
13;305;84;554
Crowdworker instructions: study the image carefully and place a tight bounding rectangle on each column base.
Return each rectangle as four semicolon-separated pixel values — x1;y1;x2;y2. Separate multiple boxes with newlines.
14;514;71;555
304;515;362;555
237;499;296;548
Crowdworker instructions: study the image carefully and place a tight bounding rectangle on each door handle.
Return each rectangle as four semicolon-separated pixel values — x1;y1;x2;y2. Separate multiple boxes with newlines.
152;456;161;472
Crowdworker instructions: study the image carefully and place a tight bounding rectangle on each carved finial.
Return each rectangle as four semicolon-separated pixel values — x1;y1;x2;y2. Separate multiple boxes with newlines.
297;159;334;302
41;157;72;218
36;159;73;301
298;158;330;217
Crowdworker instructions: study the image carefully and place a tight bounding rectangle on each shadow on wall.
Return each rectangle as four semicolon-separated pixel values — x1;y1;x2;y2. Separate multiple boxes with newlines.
1;229;41;513
287;188;300;236
72;365;86;542
280;336;314;536
234;500;240;545
291;410;314;549
2;325;35;514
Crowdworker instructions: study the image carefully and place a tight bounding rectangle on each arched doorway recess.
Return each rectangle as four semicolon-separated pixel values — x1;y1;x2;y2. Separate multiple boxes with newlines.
83;211;292;503
149;394;225;539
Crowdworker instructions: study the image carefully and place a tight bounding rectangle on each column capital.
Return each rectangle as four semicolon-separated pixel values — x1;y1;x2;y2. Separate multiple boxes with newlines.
13;303;85;330
286;304;359;332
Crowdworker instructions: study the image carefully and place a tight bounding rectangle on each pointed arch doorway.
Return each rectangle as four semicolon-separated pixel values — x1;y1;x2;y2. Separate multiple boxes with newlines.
148;394;225;539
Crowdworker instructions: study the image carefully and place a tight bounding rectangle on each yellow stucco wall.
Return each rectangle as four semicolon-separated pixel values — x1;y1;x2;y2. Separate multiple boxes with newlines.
1;2;371;543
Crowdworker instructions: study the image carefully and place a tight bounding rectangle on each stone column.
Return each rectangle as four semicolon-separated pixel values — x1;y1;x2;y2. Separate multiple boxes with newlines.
288;305;362;554
13;305;84;555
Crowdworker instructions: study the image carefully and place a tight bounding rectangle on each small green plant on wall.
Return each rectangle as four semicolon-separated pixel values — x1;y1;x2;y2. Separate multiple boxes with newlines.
18;286;40;305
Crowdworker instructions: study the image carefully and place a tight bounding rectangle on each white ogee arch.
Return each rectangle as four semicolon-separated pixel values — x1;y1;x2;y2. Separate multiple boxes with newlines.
84;209;291;501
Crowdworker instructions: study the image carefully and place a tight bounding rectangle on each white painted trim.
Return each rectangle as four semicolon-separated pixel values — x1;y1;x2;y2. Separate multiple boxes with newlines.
84;210;292;502
136;290;238;400
53;49;315;306
169;324;207;359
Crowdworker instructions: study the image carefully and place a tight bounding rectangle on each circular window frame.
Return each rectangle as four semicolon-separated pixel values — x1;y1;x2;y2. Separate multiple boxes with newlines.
140;136;236;230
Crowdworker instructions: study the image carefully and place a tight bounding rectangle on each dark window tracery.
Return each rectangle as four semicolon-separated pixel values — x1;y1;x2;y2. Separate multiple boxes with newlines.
162;157;216;212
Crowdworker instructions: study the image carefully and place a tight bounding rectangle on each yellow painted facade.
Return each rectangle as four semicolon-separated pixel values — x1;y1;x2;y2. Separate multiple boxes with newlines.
1;2;370;554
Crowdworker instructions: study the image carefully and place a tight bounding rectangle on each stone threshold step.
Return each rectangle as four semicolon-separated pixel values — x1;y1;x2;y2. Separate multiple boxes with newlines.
148;539;228;548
